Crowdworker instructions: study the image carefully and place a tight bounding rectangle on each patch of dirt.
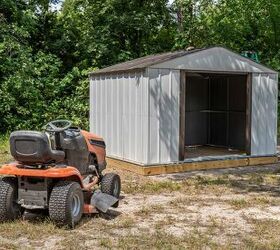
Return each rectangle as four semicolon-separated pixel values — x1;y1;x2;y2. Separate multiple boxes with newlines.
1;164;280;249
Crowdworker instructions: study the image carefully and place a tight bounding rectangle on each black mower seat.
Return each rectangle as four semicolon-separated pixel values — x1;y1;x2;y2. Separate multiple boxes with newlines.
10;131;65;164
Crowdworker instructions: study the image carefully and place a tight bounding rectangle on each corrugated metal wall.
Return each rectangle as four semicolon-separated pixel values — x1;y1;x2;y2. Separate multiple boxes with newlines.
90;71;149;164
251;73;278;155
147;68;180;164
90;68;180;165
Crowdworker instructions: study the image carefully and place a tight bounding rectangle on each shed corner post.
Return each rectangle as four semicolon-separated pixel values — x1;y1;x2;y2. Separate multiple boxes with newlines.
179;70;186;161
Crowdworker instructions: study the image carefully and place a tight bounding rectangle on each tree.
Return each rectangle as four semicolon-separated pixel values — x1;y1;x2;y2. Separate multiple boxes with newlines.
60;0;176;69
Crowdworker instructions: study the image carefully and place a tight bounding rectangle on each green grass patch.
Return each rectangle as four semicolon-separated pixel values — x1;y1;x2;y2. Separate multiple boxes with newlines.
243;219;280;249
0;134;11;163
229;198;249;209
194;175;230;186
0;220;65;240
116;230;218;249
123;180;182;194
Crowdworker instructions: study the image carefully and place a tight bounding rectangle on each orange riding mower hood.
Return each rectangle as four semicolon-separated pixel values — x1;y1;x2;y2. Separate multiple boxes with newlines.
0;163;84;186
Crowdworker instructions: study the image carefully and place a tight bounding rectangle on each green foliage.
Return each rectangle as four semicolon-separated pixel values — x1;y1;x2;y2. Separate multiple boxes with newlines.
0;0;279;133
0;134;10;163
60;0;175;68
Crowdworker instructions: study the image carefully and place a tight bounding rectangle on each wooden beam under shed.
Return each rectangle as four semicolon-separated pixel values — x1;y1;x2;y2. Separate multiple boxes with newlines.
248;156;278;166
106;157;145;175
107;156;279;176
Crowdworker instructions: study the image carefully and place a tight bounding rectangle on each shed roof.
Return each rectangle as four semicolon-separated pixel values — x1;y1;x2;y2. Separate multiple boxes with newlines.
90;48;204;75
90;46;277;75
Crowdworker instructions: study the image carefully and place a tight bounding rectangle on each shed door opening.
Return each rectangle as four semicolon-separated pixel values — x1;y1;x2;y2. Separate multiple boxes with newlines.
184;72;248;159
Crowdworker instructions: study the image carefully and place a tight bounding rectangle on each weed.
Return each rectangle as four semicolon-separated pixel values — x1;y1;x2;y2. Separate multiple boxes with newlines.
248;174;264;185
113;217;135;229
99;238;113;248
0;220;64;240
243;219;280;249
229;198;249;209
123;180;182;194
194;175;229;186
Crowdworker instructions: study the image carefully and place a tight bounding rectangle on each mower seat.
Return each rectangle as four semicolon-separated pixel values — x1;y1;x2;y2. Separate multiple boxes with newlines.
10;131;65;164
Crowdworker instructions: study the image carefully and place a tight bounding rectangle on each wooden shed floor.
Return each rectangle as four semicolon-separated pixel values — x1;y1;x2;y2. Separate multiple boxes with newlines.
184;145;246;159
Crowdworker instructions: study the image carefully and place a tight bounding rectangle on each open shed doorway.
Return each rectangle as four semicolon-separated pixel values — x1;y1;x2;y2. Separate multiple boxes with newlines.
184;72;250;159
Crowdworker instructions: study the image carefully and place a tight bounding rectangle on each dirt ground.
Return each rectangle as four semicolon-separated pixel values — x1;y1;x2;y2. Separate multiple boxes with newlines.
0;161;280;249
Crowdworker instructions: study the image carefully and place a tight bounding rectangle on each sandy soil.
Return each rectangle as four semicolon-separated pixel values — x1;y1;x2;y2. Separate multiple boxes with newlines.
1;163;280;249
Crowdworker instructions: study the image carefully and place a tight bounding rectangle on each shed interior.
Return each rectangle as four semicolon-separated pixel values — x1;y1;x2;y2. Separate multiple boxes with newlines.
184;72;248;159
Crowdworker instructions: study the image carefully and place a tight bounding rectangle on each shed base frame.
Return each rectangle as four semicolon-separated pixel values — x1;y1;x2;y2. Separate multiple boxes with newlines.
107;156;278;176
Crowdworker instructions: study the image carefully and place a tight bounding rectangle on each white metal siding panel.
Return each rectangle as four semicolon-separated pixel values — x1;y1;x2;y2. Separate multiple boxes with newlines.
142;69;150;164
147;68;180;164
151;47;275;73
89;71;148;164
251;73;278;155
115;75;122;158
100;76;106;142
105;75;111;154
148;68;160;163
110;75;117;156
266;74;278;154
171;71;180;160
89;77;96;133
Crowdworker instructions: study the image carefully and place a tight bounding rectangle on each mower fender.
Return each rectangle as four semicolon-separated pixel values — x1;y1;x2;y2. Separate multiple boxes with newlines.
0;163;84;187
81;130;106;168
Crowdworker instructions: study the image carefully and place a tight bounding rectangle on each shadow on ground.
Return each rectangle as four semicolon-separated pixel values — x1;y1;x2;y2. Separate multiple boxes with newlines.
153;163;280;196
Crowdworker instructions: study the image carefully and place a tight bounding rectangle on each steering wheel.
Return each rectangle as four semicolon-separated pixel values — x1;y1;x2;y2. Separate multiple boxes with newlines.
45;120;72;133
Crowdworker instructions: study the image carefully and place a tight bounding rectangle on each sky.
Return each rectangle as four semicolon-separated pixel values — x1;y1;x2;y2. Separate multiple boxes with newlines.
50;1;63;11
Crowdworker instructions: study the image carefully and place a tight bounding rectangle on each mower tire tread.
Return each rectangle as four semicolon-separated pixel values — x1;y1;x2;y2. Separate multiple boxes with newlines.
0;178;21;221
101;173;121;208
49;181;83;227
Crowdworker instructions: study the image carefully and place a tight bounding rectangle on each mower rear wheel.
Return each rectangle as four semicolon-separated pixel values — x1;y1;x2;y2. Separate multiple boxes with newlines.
101;173;121;208
0;178;22;221
49;181;83;227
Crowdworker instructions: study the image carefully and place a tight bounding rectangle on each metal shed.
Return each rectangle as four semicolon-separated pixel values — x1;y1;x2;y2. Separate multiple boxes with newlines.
89;47;278;175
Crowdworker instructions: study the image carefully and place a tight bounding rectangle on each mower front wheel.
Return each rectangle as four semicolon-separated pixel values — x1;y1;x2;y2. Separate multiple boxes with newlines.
49;181;84;228
101;173;121;208
0;178;22;221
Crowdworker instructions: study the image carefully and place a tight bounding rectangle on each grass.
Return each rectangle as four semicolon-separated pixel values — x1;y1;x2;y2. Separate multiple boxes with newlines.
228;198;249;209
194;175;230;186
243;218;280;249
135;204;165;217
110;216;135;229
115;230;219;249
0;220;65;240
0;134;10;163
122;179;182;194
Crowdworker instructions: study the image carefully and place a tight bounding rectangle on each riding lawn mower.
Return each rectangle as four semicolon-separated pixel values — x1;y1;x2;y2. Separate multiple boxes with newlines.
0;120;121;227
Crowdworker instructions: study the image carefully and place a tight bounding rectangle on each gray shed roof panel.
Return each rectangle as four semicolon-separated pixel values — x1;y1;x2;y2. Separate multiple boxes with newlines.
90;48;204;75
90;46;277;75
